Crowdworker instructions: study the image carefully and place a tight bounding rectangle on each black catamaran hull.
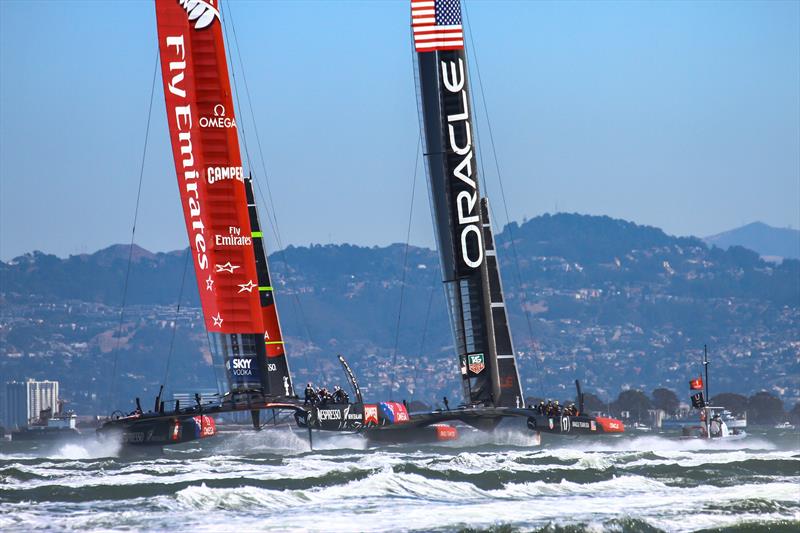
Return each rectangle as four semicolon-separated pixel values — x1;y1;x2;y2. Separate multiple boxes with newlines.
364;407;624;441
97;397;305;447
98;414;216;446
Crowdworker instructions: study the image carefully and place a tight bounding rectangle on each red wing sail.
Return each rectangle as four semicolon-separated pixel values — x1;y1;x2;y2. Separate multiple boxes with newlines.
155;0;290;396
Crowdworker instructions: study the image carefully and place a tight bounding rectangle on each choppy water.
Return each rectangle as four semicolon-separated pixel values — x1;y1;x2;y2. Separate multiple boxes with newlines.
1;427;798;532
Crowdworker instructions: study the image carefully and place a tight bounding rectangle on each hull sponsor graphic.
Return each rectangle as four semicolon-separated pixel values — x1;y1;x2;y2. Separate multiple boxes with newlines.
590;420;596;431
364;404;379;425
468;353;485;374
310;405;365;430
317;409;342;421
156;0;263;334
595;417;625;433
193;415;216;438
434;424;459;441
379;402;410;424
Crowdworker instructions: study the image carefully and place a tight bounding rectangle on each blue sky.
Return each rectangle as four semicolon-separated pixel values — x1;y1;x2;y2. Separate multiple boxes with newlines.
1;0;798;260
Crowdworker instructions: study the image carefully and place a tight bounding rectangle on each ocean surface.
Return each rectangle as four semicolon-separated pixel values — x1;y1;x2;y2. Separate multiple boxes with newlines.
1;426;798;532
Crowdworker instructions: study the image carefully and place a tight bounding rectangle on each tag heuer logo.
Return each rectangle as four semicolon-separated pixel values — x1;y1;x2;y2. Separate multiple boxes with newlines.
178;0;220;30
468;354;485;374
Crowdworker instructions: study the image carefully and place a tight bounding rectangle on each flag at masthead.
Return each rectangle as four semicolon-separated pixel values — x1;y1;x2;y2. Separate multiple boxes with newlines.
412;0;465;52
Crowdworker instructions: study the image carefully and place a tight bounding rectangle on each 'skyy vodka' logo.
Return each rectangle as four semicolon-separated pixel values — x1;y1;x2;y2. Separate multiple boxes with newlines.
441;58;483;269
178;0;220;30
228;357;253;376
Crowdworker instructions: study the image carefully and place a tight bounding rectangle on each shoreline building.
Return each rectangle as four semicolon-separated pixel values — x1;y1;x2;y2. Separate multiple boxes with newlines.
2;380;59;429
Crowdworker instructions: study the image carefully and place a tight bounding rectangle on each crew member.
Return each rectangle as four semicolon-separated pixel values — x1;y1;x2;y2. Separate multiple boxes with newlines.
304;383;315;405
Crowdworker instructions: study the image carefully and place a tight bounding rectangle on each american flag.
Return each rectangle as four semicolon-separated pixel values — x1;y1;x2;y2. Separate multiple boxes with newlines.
412;0;464;52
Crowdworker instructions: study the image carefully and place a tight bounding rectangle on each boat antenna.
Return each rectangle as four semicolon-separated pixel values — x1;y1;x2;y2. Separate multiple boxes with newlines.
462;2;544;397
107;50;159;412
704;344;710;405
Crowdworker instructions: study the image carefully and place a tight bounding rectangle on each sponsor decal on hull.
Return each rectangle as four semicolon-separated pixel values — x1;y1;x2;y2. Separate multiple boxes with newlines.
317;409;342;421
364;405;379;425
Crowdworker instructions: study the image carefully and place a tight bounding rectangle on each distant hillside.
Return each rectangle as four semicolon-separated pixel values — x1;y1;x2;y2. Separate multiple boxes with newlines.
705;222;800;260
1;213;798;412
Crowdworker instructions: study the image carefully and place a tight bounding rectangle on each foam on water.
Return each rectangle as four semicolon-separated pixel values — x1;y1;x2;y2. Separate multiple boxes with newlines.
1;431;798;532
561;433;777;453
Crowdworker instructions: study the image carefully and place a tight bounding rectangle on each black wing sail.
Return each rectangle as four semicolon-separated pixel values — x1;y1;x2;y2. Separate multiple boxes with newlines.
412;0;524;407
411;0;524;407
244;176;294;398
482;199;525;408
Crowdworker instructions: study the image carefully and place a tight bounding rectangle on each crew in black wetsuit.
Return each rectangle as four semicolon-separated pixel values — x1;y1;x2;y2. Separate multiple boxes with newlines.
304;383;316;405
332;386;349;404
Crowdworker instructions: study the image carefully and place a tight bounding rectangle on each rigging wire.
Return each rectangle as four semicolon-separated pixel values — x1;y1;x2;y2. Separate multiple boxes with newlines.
463;2;544;397
159;247;192;395
412;280;437;398
222;3;326;382
389;136;422;398
405;14;446;401
107;51;159;410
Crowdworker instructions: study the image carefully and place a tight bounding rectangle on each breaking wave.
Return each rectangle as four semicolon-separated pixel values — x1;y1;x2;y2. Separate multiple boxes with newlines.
1;430;797;532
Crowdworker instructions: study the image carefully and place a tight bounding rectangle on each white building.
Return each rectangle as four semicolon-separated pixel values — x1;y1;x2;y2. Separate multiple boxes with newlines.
3;380;59;429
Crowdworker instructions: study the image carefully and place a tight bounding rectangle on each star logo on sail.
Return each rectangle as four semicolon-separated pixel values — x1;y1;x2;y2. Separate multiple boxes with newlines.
211;313;223;327
205;275;214;291
215;262;240;274
237;280;257;293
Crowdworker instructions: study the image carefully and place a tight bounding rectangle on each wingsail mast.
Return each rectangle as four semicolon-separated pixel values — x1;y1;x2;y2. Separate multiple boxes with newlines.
411;0;525;408
155;0;292;400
